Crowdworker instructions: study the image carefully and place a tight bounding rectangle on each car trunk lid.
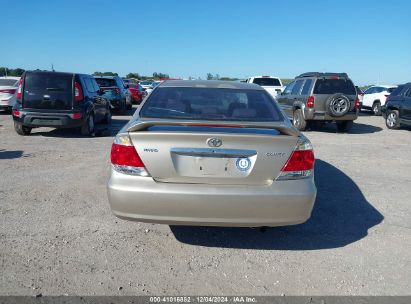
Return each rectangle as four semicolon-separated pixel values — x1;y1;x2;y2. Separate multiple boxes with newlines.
127;122;299;185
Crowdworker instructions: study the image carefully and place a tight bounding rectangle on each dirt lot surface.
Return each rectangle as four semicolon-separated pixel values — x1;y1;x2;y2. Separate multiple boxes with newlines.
1;108;410;296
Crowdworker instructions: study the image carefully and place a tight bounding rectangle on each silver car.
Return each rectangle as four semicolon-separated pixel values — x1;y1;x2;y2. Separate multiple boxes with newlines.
0;76;20;112
107;80;317;227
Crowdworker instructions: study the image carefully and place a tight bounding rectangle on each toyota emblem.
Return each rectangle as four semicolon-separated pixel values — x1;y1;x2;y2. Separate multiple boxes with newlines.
207;137;222;147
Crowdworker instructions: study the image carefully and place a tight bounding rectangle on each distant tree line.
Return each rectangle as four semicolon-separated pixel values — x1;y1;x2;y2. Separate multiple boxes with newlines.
0;67;25;77
207;73;239;81
124;72;170;80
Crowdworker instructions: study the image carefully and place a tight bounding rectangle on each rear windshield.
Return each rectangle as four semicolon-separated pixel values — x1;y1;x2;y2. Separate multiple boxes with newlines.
252;78;281;87
23;72;73;110
140;87;282;122
0;79;19;86
140;81;152;86
95;78;116;87
313;78;356;95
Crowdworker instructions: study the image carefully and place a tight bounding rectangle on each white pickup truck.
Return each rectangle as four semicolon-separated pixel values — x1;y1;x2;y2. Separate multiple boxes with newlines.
246;76;284;98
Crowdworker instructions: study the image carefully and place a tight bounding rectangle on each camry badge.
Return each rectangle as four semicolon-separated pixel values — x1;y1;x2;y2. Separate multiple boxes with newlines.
207;138;222;147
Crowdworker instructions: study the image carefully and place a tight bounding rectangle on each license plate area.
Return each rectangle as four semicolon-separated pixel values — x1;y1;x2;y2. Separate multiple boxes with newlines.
171;148;257;178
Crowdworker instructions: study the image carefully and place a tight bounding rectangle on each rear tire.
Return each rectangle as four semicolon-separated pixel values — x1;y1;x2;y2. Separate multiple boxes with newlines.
372;102;381;116
14;121;32;135
385;110;400;129
336;120;353;132
293;109;307;131
80;113;95;136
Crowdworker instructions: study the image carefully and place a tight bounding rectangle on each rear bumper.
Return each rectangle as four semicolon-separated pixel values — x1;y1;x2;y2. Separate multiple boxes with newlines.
13;110;85;128
304;108;358;121
107;169;317;227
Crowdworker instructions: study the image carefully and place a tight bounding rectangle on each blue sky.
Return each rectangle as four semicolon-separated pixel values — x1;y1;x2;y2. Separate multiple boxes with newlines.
2;0;410;85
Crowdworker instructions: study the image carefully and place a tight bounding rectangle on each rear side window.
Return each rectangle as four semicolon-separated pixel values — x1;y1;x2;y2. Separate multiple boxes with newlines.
141;87;282;122
283;81;295;94
23;72;73;110
252;78;281;86
291;80;304;95
301;79;313;95
313;79;356;95
95;78;117;87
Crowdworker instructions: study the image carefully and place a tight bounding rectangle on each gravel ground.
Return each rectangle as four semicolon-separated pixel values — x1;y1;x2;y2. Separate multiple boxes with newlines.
0;108;410;296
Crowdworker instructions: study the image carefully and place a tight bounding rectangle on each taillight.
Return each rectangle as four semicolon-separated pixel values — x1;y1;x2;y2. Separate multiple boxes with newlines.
16;78;23;100
110;134;149;176
354;97;360;109
307;96;315;108
12;109;22;118
0;89;16;94
384;94;390;98
70;113;82;119
74;82;83;102
276;139;315;180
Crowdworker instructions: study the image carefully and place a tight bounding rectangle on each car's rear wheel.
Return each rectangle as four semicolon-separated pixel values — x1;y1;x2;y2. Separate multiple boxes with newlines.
81;113;95;136
293;109;307;131
336;120;353;132
385;110;400;129
14;121;32;135
372;102;381;116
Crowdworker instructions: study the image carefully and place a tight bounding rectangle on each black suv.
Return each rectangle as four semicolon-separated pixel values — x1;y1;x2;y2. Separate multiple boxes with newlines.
382;83;411;129
94;76;132;114
277;72;359;132
12;71;111;136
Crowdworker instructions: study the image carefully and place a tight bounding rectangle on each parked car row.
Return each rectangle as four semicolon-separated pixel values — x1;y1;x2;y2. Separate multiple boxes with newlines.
8;71;163;136
11;71;113;136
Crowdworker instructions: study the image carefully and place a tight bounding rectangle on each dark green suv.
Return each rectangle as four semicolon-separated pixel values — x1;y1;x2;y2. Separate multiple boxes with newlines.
276;72;359;132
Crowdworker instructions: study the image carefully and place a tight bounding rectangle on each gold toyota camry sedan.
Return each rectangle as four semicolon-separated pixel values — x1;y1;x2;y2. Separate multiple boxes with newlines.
107;80;316;227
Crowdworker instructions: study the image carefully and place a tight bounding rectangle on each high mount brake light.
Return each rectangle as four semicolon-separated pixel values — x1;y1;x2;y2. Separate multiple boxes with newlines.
276;139;315;180
110;134;150;176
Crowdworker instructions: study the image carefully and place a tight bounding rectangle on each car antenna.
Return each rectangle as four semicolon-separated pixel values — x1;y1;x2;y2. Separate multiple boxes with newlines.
51;63;55;72
4;67;7;77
